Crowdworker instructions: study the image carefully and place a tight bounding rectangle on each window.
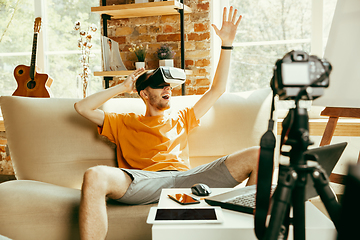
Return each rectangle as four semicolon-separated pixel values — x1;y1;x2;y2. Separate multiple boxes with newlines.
0;0;102;98
211;0;338;93
1;0;34;96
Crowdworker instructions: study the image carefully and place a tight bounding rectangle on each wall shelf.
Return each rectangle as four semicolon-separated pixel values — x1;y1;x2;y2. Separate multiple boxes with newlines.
94;69;193;77
91;1;191;19
92;0;190;93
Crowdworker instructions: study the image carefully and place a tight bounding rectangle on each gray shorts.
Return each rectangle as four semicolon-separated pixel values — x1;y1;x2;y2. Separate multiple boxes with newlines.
116;156;239;205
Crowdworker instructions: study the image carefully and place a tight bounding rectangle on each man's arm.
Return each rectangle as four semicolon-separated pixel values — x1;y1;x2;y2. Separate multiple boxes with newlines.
74;68;145;126
193;6;242;119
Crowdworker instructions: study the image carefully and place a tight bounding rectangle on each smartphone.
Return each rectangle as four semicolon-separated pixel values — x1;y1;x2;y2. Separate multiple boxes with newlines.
168;193;200;205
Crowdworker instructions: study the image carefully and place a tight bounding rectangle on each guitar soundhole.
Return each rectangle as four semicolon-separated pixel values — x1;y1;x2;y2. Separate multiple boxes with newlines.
27;80;36;89
18;69;24;75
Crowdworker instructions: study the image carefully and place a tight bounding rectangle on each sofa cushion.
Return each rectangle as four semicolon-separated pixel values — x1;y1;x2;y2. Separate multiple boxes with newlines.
188;88;274;167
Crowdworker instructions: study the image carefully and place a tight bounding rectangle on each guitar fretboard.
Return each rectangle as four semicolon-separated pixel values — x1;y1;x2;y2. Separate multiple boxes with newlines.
30;32;38;80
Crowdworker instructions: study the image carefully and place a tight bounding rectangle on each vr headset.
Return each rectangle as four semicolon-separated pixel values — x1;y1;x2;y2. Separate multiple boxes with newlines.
137;67;186;93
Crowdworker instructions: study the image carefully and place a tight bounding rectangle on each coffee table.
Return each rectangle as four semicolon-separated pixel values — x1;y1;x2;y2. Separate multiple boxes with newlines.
150;188;336;240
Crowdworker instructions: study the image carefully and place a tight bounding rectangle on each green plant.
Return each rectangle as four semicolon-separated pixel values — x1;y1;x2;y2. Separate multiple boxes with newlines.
156;44;175;60
129;43;147;62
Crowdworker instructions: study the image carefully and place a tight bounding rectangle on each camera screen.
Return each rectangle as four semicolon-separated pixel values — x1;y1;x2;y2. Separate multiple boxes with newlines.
281;63;310;85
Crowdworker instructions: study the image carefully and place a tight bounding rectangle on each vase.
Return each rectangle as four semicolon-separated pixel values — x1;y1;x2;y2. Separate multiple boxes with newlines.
76;75;91;98
135;62;145;69
159;59;174;67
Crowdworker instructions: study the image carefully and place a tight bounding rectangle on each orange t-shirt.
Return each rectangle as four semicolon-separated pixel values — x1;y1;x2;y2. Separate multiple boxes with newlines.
98;107;200;172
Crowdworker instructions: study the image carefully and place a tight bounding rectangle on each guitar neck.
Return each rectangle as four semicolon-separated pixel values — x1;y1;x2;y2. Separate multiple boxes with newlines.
30;32;38;80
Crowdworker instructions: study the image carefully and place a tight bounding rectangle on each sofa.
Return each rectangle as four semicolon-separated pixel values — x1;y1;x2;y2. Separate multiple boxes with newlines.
0;88;274;240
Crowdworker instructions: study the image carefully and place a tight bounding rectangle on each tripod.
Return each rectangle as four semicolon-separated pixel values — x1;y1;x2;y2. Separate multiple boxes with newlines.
263;102;341;240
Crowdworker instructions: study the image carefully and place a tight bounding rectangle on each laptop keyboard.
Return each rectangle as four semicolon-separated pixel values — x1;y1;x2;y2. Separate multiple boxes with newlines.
226;193;256;208
205;185;276;214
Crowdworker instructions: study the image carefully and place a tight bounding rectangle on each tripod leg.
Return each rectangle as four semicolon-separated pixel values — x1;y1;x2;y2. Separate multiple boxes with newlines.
282;207;291;239
311;166;341;229
264;165;297;240
292;172;307;240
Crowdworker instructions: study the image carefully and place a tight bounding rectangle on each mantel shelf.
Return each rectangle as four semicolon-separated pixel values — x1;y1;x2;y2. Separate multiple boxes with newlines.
91;1;192;19
94;69;193;77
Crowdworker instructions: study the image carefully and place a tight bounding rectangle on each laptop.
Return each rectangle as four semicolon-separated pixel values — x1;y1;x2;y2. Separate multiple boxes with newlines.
205;142;348;214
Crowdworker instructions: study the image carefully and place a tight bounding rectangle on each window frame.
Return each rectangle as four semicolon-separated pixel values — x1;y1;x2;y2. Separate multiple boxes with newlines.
0;0;102;98
210;0;326;86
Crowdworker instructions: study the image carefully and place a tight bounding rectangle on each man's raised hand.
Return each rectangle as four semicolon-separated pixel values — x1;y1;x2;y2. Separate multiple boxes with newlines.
123;68;146;93
211;6;242;46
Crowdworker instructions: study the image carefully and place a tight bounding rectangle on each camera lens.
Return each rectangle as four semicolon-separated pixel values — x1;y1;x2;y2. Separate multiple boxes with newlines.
295;54;305;61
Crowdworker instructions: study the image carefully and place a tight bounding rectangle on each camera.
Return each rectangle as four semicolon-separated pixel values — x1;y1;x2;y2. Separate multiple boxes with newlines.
270;50;332;100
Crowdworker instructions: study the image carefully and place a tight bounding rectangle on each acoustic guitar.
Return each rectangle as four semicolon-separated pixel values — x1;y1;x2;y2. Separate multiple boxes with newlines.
13;17;52;98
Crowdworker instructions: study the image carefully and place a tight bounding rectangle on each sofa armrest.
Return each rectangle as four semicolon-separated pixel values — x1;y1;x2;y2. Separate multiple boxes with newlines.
0;180;155;240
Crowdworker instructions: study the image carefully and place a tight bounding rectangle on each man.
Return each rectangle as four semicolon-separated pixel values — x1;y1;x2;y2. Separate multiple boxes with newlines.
75;6;259;240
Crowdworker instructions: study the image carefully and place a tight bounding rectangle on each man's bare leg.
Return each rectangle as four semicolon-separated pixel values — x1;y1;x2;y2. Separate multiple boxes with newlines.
225;146;260;186
79;166;132;240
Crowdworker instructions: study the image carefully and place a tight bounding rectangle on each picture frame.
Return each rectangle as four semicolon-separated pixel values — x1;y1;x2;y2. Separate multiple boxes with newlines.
102;36;127;71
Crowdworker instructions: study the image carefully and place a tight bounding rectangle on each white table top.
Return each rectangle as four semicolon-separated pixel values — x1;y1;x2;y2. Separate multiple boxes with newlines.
157;188;254;229
151;188;337;240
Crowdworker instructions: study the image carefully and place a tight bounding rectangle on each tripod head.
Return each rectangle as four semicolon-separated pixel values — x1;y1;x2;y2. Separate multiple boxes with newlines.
280;100;314;166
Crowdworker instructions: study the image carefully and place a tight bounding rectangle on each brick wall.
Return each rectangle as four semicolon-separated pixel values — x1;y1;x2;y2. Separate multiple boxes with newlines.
0;131;13;175
105;0;212;96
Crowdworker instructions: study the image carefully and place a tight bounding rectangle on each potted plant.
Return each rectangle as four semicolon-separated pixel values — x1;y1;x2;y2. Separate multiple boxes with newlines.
156;44;175;67
129;43;148;69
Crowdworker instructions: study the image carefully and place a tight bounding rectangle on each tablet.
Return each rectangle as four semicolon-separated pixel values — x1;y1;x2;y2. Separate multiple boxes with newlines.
147;207;224;224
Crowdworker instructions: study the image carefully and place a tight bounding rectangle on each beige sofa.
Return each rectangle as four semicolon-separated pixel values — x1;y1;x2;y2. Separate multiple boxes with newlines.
0;88;274;240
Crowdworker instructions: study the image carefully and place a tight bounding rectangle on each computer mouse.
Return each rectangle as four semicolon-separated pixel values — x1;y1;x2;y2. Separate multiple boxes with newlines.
191;183;212;196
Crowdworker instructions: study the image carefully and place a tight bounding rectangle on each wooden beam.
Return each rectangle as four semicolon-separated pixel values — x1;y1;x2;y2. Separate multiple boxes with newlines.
91;1;192;19
329;173;346;185
320;117;338;146
94;70;134;77
277;120;360;136
321;107;360;118
94;70;193;77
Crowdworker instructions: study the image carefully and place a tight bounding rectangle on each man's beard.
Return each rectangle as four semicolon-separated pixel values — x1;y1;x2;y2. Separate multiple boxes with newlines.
148;93;170;111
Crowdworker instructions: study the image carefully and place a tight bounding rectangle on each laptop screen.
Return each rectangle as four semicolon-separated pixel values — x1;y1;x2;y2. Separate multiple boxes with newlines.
303;142;347;199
